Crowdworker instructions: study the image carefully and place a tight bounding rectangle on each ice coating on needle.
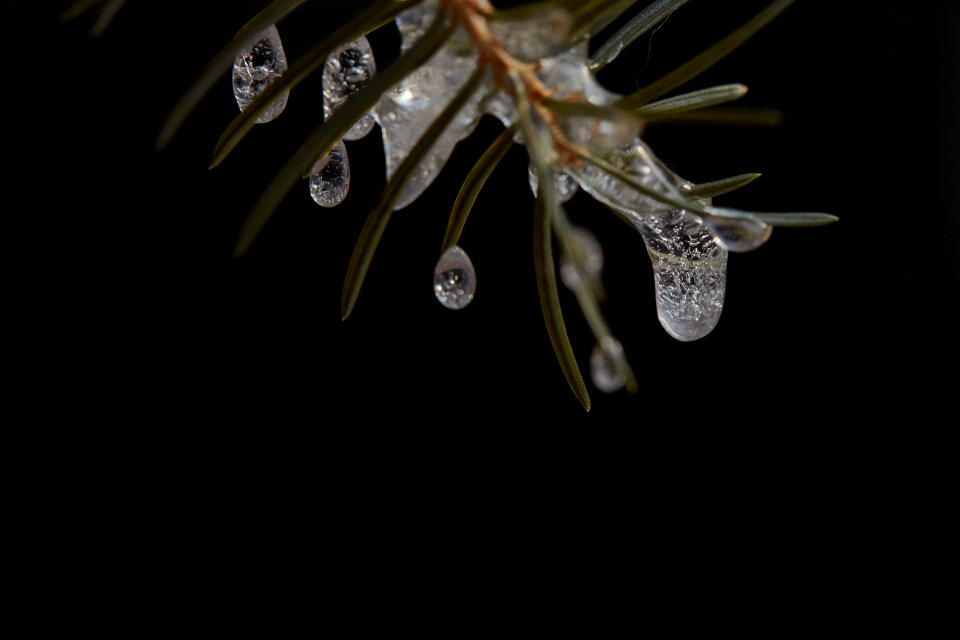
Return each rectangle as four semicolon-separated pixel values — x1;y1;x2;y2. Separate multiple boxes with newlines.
232;24;289;123
569;138;684;225
323;37;377;141
704;213;772;252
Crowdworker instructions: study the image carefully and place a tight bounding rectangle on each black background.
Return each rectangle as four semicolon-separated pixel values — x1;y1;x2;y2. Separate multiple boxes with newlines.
13;0;958;563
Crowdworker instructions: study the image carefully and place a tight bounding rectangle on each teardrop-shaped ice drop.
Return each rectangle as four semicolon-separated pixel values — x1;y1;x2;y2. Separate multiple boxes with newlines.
232;24;289;124
308;140;350;207
528;164;579;203
704;213;772;252
590;342;625;393
636;210;728;342
323;37;377;141
433;246;476;310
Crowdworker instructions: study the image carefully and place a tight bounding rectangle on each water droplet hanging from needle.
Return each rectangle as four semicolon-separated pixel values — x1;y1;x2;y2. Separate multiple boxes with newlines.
433;246;476;310
232;24;289;123
323;36;377;141
308;140;350;208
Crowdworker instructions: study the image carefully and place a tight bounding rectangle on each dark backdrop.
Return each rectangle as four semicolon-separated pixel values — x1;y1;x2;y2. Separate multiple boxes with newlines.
15;0;957;561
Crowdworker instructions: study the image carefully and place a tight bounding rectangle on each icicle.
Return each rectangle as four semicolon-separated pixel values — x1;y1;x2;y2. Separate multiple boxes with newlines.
636;210;727;342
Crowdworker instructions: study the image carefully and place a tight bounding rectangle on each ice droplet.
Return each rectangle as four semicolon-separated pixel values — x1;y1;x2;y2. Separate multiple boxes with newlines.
323;37;377;141
590;342;625;393
433;246;476;310
704;213;772;252
232;24;289;124
636;210;728;342
560;226;604;291
308;140;350;207
528;164;579;203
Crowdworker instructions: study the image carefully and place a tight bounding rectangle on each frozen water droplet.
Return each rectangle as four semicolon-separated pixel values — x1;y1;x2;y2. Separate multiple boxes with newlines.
323;37;377;141
590;342;625;393
378;8;486;210
528;164;578;203
560;226;604;291
308;140;350;207
704;213;772;252
232;24;289;124
433;246;476;310
636;210;727;342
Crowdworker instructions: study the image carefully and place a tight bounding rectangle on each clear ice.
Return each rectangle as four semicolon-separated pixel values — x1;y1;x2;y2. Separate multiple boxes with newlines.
488;6;572;62
559;225;604;292
232;24;289;124
636;210;727;342
590;342;625;393
378;2;486;210
703;213;772;252
569;137;682;225
323;37;377;141
433;245;476;310
528;163;578;203
396;1;438;53
483;42;619;130
538;44;639;151
308;139;350;208
472;24;730;341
